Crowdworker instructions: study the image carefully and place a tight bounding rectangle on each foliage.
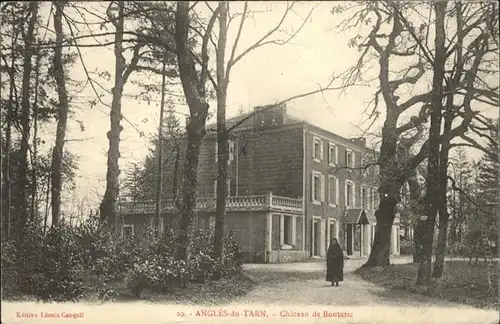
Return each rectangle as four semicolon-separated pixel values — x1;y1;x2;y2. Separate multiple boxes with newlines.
1;215;136;301
124;228;244;297
123;110;183;202
356;261;499;309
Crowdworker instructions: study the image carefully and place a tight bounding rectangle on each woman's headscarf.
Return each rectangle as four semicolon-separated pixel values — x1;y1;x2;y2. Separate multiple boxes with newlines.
327;238;343;258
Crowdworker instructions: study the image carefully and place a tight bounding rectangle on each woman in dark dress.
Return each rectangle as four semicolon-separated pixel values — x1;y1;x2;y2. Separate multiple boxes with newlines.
326;238;344;286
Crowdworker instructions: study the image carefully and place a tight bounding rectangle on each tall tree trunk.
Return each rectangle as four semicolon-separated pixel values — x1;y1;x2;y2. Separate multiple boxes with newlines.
432;130;451;277
363;99;402;267
407;173;424;262
31;53;40;223
433;50;459;278
363;195;398;266
2;10;18;239
170;144;181;229
416;1;447;285
214;1;229;278
154;59;167;237
99;2;126;233
176;120;206;260
174;1;212;260
44;175;50;234
17;2;38;239
50;1;70;227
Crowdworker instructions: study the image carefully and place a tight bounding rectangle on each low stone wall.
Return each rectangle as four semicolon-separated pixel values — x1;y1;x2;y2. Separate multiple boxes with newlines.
267;250;308;263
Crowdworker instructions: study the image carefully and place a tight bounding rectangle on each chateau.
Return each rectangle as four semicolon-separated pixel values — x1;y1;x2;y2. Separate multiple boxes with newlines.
119;105;401;262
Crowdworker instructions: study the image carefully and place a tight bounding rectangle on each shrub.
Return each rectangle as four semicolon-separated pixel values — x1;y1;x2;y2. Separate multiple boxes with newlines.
123;228;244;296
12;223;86;301
3;218;245;301
400;239;413;255
1;239;18;297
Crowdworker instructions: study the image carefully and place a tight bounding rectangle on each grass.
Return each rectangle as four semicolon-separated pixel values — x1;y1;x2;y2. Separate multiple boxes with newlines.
355;260;499;309
2;274;256;306
107;274;256;305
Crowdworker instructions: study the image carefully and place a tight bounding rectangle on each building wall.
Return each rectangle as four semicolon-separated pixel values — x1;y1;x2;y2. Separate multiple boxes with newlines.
160;123;304;200
122;214;151;238
232;124;304;197
124;210;267;263
303;124;379;258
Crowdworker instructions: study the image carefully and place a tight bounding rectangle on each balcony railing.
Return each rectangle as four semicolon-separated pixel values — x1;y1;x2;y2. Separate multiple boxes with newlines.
119;192;303;215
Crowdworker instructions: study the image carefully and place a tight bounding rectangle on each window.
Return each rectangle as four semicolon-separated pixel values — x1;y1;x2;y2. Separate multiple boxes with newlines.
313;136;323;161
311;171;324;204
328;175;337;206
328;143;337;166
214;180;231;197
228;140;235;162
345;181;354;207
215;140;235;163
122;224;134;239
283;215;293;245
345;149;354;168
361;186;368;209
329;221;337;241
401;182;410;203
372;188;379;209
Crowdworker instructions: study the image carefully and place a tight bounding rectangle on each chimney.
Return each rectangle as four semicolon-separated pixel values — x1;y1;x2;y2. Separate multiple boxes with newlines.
350;137;367;147
253;104;286;129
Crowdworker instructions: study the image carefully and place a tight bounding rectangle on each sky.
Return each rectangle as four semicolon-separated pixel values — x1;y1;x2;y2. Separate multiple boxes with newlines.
31;1;497;214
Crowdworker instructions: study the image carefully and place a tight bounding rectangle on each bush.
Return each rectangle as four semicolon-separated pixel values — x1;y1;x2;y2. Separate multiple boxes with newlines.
6;223;86;301
400;239;413;255
123;228;244;297
2;219;245;301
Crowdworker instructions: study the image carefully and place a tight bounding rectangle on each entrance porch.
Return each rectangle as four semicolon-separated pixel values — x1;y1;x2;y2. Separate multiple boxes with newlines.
343;209;401;257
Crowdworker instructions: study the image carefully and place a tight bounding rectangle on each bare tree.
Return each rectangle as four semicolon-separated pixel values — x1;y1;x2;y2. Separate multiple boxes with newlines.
211;1;318;272
332;1;499;271
17;2;39;239
1;5;21;239
154;57;168;237
50;1;70;227
99;1;145;233
173;1;216;260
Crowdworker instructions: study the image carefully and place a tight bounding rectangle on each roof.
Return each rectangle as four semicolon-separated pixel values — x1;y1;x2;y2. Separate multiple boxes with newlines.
205;110;302;134
345;208;374;224
208;110;365;145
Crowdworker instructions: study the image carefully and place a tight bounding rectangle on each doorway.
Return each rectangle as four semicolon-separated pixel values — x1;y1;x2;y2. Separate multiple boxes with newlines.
312;219;321;256
329;221;336;242
346;224;353;255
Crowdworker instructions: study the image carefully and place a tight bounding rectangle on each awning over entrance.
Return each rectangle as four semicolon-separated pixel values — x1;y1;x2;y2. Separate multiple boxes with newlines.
344;208;375;225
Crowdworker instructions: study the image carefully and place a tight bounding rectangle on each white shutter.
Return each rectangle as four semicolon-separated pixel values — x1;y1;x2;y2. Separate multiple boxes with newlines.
311;173;315;201
353;182;356;207
320;140;324;160
320;174;325;202
335;178;340;204
228;140;234;162
213;180;217;197
215;141;218;162
320;219;326;256
367;187;371;210
335;146;339;164
344;181;348;207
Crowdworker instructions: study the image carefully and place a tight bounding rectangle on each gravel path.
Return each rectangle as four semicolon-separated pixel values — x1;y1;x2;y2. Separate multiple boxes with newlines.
2;256;498;324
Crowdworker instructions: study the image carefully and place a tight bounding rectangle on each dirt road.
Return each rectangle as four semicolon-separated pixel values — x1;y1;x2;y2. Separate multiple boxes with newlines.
2;257;498;324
